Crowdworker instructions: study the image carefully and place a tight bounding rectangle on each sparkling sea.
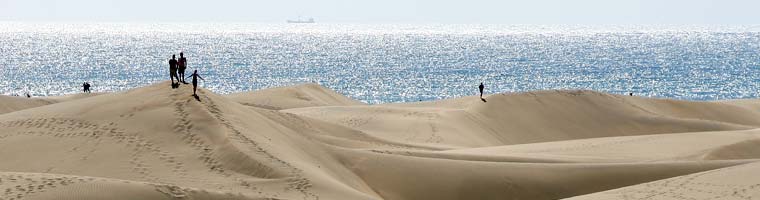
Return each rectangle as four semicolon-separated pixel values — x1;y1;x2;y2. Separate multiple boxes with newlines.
1;23;760;104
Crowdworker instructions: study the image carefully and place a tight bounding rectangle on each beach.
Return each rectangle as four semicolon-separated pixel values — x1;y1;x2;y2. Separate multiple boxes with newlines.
1;82;759;199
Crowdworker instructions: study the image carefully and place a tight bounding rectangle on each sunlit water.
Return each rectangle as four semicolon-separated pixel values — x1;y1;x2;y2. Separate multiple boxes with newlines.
1;23;760;103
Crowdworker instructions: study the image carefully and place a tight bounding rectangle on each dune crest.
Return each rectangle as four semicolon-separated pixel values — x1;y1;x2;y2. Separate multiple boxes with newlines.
227;83;364;110
0;95;56;114
0;93;103;114
287;90;758;147
2;83;760;199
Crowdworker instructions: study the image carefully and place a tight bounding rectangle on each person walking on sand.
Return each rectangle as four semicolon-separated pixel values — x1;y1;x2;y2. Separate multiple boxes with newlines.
178;52;187;84
479;82;485;99
187;70;204;96
83;82;91;93
169;54;179;87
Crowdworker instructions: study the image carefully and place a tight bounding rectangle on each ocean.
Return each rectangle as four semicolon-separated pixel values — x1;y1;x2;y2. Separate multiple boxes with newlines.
1;23;760;104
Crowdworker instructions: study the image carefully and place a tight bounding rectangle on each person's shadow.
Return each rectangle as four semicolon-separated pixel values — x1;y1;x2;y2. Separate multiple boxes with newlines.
481;98;487;102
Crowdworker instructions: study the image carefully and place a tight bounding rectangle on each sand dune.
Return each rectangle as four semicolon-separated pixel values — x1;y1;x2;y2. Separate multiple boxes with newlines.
0;96;56;115
0;172;267;200
286;90;757;148
567;161;760;199
1;83;760;199
227;83;364;110
0;93;102;114
443;129;760;162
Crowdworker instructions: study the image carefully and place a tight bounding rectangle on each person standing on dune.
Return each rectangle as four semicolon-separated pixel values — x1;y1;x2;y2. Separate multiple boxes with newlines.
479;82;485;99
178;52;187;84
169;54;179;87
187;70;204;96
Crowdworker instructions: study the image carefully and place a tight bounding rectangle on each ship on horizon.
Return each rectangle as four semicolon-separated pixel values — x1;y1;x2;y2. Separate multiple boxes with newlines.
287;17;315;24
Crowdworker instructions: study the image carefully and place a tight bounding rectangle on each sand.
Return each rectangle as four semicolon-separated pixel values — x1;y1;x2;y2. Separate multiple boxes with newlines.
0;93;102;115
1;82;759;200
227;83;364;110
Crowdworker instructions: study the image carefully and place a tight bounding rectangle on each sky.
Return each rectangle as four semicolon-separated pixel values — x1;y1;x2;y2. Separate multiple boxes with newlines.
1;0;758;24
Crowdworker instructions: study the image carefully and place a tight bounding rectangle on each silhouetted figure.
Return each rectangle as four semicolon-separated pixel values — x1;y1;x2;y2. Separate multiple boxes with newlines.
169;54;179;86
187;70;204;97
479;82;485;99
178;52;187;84
629;92;633;96
82;82;90;93
26;93;31;98
83;82;91;93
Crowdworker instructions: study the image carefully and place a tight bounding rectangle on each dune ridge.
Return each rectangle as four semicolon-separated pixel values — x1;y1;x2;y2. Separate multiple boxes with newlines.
227;83;365;110
287;90;758;148
1;82;760;200
0;93;102;115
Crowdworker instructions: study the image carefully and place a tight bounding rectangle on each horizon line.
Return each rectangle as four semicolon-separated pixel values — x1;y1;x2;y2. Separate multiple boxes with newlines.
2;20;760;26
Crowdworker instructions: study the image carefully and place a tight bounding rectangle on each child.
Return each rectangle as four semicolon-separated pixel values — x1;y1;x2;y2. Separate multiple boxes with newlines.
186;70;204;96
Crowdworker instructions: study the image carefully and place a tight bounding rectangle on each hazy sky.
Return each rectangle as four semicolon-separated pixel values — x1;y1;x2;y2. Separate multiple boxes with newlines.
1;0;758;24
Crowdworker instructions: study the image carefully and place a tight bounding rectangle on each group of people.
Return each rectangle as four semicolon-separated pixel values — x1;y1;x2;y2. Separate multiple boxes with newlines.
169;52;204;96
169;52;188;85
75;52;202;97
82;82;92;93
11;93;31;98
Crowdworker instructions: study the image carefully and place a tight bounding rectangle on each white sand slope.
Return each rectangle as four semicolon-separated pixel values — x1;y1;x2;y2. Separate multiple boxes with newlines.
286;90;757;148
1;83;760;200
0;95;56;114
567;161;760;200
0;93;102;114
227;83;364;110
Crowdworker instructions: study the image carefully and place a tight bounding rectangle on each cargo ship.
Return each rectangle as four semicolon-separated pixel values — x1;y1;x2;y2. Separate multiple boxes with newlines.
287;17;315;23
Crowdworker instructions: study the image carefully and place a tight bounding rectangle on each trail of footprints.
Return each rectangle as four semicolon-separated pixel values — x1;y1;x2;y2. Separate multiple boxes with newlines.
171;97;228;176
170;90;273;197
0;92;263;196
0;173;92;200
0;91;319;199
606;164;760;200
196;90;318;200
0;172;203;200
0;117;189;184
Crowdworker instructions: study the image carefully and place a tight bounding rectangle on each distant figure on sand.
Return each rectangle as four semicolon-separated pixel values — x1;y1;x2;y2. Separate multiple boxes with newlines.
169;55;179;87
478;82;486;102
479;82;485;97
83;82;91;93
178;52;187;84
629;92;633;96
187;70;204;96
